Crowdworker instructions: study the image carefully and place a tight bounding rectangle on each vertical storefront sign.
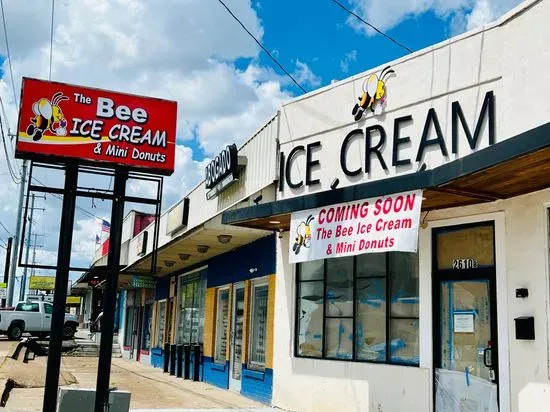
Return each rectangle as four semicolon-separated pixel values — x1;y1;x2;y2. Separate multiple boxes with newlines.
289;190;423;263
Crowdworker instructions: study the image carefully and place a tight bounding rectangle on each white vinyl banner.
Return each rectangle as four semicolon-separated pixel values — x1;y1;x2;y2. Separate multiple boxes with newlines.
289;190;423;264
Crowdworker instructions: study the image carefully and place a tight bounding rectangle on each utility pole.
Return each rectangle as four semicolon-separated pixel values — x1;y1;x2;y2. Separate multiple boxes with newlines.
20;193;35;302
2;237;13;307
7;159;27;306
31;233;38;277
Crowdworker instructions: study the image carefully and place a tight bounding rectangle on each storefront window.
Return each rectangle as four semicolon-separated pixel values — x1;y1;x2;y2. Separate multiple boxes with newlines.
142;302;153;350
296;252;419;366
155;300;166;348
249;283;268;370
177;271;206;344
124;290;135;347
214;288;229;364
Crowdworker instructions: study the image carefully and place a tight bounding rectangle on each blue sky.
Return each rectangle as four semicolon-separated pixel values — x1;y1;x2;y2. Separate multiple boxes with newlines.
0;0;523;283
251;1;449;87
184;0;519;160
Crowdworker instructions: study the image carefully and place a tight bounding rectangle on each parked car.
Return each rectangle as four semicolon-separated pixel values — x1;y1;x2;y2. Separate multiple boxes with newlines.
0;301;78;340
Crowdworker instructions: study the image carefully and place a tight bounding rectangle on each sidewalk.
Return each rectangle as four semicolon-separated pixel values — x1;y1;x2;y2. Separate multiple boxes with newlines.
1;356;280;411
131;409;278;412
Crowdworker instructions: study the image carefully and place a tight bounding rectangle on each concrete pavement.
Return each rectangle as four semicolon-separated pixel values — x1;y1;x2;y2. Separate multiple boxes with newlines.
131;409;279;412
130;408;281;412
0;355;280;411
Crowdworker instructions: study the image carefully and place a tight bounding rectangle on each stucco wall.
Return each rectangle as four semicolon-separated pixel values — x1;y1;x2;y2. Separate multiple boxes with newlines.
273;187;550;412
273;232;431;412
424;189;550;412
277;0;550;201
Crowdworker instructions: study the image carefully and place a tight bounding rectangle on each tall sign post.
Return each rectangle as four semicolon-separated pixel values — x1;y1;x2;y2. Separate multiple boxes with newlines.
15;77;177;412
2;237;13;307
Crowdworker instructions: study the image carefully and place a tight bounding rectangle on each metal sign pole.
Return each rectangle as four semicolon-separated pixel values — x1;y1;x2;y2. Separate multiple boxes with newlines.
2;237;13;307
43;163;78;412
94;169;127;412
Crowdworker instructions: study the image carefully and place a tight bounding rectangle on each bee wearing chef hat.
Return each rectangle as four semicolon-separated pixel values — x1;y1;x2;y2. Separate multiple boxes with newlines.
352;65;395;121
293;215;314;255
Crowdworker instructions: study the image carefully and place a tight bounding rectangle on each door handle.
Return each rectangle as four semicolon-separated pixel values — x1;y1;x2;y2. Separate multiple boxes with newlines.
483;347;492;368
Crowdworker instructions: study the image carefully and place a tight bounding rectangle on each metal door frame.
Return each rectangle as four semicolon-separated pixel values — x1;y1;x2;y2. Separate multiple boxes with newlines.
431;221;499;409
229;281;245;392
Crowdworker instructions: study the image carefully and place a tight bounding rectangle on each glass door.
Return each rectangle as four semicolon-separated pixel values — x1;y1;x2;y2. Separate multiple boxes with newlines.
229;282;245;391
433;222;499;412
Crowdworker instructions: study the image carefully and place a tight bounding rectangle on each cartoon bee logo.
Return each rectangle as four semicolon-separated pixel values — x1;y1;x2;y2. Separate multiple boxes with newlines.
293;215;314;255
352;65;395;121
26;92;69;141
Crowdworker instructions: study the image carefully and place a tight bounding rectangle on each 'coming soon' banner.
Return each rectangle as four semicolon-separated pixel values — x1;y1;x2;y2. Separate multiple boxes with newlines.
289;190;423;264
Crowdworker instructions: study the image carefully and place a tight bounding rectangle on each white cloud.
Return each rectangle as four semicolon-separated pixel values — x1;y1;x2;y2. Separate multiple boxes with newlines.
340;50;357;73
293;59;322;89
0;0;295;273
345;0;523;37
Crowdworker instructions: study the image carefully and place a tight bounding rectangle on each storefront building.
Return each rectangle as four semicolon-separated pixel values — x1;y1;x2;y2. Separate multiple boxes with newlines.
221;1;550;411
118;115;279;403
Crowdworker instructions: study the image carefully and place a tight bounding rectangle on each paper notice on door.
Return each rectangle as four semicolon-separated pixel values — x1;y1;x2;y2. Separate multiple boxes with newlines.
454;313;475;333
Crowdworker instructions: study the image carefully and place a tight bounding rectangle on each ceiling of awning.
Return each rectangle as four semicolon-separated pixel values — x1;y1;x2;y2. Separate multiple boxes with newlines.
123;215;271;277
222;122;550;231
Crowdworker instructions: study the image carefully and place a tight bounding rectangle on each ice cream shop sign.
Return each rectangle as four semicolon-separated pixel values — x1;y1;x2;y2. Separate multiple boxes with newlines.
15;78;177;175
289;190;423;263
279;91;495;191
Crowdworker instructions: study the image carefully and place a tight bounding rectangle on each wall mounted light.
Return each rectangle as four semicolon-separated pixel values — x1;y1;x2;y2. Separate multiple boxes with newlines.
253;194;263;205
178;253;191;261
330;178;340;190
278;228;285;239
164;260;175;267
249;267;258;274
269;220;281;225
197;245;210;254
217;234;232;244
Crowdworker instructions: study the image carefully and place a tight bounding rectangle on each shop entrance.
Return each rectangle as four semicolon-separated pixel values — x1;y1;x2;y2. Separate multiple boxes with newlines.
432;222;499;412
229;282;245;391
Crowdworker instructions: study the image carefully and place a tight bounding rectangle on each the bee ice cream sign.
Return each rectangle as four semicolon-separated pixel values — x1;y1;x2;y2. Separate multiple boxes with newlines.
15;78;177;175
289;190;423;264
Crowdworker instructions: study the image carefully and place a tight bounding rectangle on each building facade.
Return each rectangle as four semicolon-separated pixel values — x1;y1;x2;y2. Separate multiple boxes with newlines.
86;1;550;410
221;1;550;411
115;115;280;403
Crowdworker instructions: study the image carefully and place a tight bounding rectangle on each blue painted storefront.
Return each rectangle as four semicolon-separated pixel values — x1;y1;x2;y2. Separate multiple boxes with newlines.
151;235;275;404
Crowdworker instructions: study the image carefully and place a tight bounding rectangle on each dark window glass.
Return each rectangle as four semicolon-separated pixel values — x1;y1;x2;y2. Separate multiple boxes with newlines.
357;253;386;278
142;303;153;350
300;259;324;281
16;303;39;312
326;257;353;317
44;304;53;314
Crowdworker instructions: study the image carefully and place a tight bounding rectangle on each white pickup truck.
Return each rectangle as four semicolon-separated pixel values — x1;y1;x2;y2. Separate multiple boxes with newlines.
0;301;79;340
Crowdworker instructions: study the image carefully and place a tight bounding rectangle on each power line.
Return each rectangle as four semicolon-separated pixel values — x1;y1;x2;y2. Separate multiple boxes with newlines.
31;177;105;222
216;0;307;94
0;221;13;237
49;0;55;80
0;0;19;106
330;0;413;54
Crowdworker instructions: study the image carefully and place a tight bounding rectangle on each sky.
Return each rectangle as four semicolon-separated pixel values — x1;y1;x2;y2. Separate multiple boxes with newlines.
0;0;523;295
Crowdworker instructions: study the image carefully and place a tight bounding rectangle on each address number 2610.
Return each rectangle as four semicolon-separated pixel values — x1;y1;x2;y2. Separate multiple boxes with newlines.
452;258;479;270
